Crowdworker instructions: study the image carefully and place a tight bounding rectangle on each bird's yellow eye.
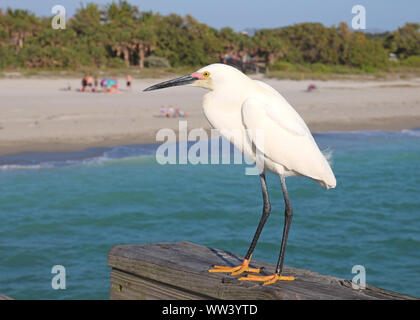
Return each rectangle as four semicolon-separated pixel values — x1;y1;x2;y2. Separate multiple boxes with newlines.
203;71;210;78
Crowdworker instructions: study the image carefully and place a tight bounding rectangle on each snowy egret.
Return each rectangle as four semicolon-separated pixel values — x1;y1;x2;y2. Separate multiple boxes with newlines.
144;64;336;285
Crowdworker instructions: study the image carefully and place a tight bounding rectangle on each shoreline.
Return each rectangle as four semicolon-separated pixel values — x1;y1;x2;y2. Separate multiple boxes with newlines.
1;77;419;157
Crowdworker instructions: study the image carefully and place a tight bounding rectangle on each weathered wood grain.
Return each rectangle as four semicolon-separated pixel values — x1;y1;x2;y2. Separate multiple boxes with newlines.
108;241;416;300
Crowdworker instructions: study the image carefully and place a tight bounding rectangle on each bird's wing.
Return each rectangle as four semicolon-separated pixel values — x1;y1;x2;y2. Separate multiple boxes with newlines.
253;80;282;97
241;97;336;188
252;81;310;137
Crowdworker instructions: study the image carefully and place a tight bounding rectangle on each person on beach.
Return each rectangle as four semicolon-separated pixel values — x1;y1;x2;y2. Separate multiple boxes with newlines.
81;76;88;92
104;77;121;94
100;78;108;92
178;109;185;118
167;106;174;118
125;74;132;91
160;106;168;117
93;76;99;92
306;84;317;92
109;78;116;92
111;77;120;93
86;75;94;92
174;108;186;118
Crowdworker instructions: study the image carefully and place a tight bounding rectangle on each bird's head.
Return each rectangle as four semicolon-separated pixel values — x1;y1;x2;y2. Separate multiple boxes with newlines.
143;63;248;92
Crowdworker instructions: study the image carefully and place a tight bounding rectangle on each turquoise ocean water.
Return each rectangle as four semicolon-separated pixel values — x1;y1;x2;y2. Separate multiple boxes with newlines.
0;130;419;299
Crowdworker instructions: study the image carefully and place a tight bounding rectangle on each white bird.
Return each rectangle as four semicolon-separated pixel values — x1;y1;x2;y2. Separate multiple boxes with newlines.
144;63;336;285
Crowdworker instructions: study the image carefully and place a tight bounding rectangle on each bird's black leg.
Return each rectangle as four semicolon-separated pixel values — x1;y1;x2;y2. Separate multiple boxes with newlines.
237;173;295;283
275;174;293;275
208;172;270;275
244;172;271;260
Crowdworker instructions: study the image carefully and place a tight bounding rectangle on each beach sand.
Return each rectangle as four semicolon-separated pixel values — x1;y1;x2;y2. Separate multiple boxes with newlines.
1;76;420;156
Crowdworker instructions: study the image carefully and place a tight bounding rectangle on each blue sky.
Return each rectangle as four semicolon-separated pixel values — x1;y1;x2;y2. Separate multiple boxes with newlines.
1;0;419;32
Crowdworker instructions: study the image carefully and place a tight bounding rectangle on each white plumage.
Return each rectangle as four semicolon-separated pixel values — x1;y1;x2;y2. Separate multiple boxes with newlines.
197;64;336;189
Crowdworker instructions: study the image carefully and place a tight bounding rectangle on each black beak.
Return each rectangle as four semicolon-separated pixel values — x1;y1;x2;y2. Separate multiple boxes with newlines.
143;74;199;92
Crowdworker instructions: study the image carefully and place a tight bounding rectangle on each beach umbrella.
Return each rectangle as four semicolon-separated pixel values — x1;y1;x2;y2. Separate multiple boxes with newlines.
144;64;336;285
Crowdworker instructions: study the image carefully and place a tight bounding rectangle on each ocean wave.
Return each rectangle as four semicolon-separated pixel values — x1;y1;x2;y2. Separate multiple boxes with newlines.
0;154;156;171
0;164;47;171
401;129;420;137
316;128;420;138
0;144;158;171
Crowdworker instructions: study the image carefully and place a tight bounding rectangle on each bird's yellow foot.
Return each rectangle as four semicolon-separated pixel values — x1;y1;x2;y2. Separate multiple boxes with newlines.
208;256;261;276
238;273;295;285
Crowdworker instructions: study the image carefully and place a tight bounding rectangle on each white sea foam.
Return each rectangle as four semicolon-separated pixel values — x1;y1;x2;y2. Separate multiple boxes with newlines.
401;129;420;137
0;144;157;171
0;164;46;171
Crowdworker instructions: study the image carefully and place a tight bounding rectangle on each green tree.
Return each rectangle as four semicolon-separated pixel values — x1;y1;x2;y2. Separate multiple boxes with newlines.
0;8;40;50
0;2;416;72
279;23;340;64
70;3;107;67
254;29;288;66
132;11;158;68
345;32;388;68
103;0;139;67
154;14;220;67
385;23;420;58
219;27;254;61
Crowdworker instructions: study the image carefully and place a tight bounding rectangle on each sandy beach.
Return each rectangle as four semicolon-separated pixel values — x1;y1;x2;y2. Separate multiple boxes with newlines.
1;76;420;156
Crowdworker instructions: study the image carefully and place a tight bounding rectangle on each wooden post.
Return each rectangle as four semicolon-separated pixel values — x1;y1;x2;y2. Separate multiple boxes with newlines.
108;241;416;300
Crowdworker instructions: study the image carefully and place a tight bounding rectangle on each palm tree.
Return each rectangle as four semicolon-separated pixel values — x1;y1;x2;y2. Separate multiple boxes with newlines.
104;0;139;67
0;8;40;50
254;29;287;66
133;11;157;68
